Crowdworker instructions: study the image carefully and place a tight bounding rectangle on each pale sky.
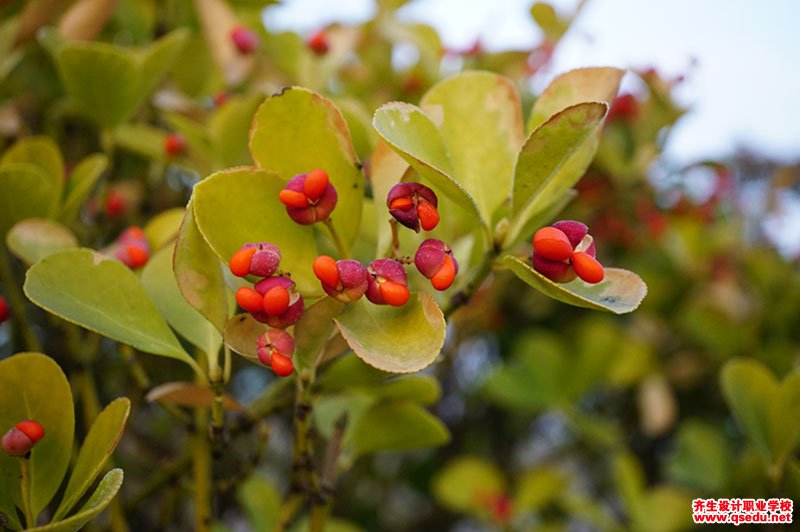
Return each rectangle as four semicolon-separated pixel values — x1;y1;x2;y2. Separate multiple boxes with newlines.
264;0;800;165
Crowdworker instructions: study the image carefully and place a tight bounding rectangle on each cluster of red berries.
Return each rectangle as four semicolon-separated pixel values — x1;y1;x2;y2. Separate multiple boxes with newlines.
1;420;45;457
229;242;303;376
531;220;604;284
115;226;150;269
0;295;9;324
230;25;260;55
230;172;458;378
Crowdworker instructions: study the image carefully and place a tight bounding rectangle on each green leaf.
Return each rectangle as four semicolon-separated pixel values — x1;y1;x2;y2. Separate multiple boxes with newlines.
6;219;78;265
334;293;445;373
237;475;281;532
249;87;364;246
29;469;123;532
502;255;647;314
141;246;222;359
111;123;167;161
143;208;186;251
53;43;140;126
24;249;203;378
0;136;64;197
59;154;108;222
53;399;130;521
192;167;320;296
0;164;61;236
0;353;74;521
528;67;624;132
514;466;567;514
372;376;441;405
135;28;188;98
420;71;524;221
431;456;506;513
530;2;568;41
223;314;266;365
210;94;263;168
506;102;607;246
720;359;800;468
43;29;187;127
293;297;345;368
666;420;730;493
174;199;230;333
372;102;484;226
351;401;449;455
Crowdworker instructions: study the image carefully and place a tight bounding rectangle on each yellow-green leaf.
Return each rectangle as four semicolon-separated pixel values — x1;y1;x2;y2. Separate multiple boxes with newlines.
502;255;647;314
23;249;203;377
6;218;78;265
249;87;363;247
421;71;524;221
53;398;129;521
192;167;320;295
334;293;445;373
0;353;74;521
372;102;484;226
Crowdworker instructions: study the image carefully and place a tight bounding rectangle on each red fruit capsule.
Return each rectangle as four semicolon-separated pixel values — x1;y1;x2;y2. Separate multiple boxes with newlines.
236;287;265;313
313;255;340;288
571;251;604;284
263;286;290;316
532;226;573;261
303;169;329;201
231;25;260;55
16;420;44;442
279;189;309;209
229;247;257;277
431;255;457;291
417;201;440;232
270;352;295;377
378;281;410;307
104;190;125;218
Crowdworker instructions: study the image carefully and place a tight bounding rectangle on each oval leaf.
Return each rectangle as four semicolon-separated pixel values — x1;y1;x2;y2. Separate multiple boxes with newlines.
528;67;624;131
421;71;524;221
23;249;203;377
0;353;74;520
146;382;243;412
141;246;222;359
509;102;608;240
30;469;123;532
223;314;267;364
53;398;130;521
250;87;364;246
503;255;647;314
334;293;445;373
432;456;506;513
0;163;61;236
6;218;79;265
372;102;484;225
174;199;229;333
58;154;108;223
192;167;320;295
351;401;449;455
0;136;64;196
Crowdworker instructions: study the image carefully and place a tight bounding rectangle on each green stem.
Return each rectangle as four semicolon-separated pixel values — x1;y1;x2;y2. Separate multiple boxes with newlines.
323;219;349;259
19;458;35;527
274;493;304;532
0;246;41;352
192;409;212;532
310;504;327;532
119;344;150;390
442;252;496;319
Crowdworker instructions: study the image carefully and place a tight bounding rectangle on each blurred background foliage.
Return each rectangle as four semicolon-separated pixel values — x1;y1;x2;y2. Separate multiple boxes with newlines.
0;0;798;531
